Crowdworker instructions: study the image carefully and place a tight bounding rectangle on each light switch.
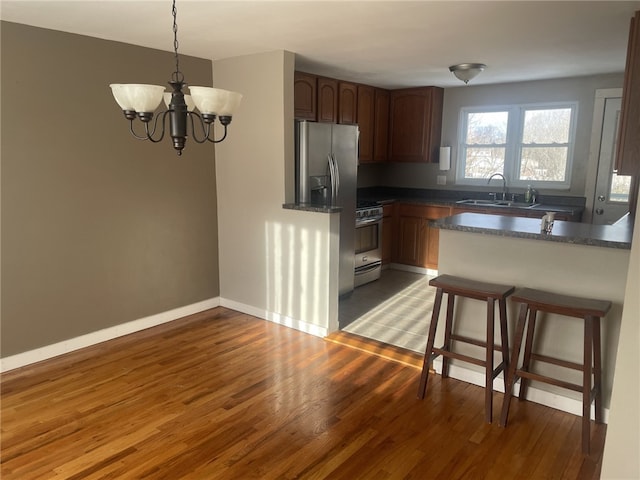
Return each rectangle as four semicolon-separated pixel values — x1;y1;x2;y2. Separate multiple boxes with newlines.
437;175;447;185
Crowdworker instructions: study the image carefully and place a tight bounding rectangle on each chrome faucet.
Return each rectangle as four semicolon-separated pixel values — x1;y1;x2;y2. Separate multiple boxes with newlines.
487;173;508;200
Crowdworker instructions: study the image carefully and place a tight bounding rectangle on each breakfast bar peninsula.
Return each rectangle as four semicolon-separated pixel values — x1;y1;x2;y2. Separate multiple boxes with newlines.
429;212;632;417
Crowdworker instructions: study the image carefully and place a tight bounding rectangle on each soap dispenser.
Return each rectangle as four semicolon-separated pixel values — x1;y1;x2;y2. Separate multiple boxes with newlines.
524;185;533;204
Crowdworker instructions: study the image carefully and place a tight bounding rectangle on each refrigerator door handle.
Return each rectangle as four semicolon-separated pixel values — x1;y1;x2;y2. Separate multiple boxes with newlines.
327;154;337;205
332;153;340;201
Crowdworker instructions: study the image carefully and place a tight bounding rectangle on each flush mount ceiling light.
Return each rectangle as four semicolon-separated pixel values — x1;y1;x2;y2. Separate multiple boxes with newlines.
110;0;242;156
449;63;487;85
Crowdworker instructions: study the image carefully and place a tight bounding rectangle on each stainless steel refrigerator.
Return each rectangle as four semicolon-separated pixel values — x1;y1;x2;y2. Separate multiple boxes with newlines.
295;121;358;297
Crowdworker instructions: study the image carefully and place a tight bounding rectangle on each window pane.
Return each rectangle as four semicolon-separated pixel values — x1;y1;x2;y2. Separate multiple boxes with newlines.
522;108;571;144
466;112;508;144
464;147;505;178
520;147;567;181
610;173;631;203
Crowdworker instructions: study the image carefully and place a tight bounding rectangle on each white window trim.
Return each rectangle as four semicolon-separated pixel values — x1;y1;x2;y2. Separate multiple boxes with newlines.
455;102;578;190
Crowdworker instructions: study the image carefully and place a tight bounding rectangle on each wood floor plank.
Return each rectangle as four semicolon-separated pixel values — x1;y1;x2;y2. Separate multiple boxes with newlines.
1;307;606;479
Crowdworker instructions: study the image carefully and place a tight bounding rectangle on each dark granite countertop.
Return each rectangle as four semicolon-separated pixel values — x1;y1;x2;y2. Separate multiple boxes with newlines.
282;203;342;213
358;187;585;218
433;212;632;250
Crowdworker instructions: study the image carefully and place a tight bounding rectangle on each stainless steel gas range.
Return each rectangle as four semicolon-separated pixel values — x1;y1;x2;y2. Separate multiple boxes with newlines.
354;201;383;287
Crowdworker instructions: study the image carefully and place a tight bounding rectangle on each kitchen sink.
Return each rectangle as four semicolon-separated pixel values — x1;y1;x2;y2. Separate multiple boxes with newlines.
456;199;540;208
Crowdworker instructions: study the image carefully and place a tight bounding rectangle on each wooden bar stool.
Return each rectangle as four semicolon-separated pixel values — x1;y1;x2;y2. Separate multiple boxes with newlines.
499;288;611;454
417;274;515;423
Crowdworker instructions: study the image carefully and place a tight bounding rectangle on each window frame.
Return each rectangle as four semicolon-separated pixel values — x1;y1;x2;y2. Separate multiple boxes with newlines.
455;102;578;189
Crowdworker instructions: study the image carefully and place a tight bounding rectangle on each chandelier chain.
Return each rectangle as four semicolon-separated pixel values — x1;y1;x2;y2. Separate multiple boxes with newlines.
171;0;183;83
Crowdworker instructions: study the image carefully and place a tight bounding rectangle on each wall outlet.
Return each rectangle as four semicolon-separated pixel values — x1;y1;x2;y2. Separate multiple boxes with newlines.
437;175;447;185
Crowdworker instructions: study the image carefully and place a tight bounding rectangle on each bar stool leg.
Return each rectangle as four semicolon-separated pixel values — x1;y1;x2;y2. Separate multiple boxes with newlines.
498;298;510;391
441;294;456;378
485;298;496;423
418;287;444;399
500;302;529;427
592;316;603;424
518;308;538;401
583;315;594;454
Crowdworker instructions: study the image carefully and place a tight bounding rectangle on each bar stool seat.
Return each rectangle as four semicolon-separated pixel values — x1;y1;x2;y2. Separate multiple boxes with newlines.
418;274;515;423
499;287;611;454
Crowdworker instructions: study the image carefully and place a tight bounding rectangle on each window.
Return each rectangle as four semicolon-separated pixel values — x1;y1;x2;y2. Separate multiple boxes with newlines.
457;103;577;188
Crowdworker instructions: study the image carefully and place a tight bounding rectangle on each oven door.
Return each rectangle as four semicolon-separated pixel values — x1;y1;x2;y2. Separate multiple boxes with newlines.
354;218;382;286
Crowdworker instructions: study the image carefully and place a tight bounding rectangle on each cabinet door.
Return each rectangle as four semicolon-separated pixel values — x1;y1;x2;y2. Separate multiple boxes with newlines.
294;72;317;121
389;87;444;163
381;203;395;264
357;85;375;163
338;82;358;125
317;77;338;123
373;88;390;163
616;10;640;177
396;216;422;266
422;205;451;269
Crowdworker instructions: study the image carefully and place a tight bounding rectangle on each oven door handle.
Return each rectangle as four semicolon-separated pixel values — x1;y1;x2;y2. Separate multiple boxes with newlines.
356;216;383;226
355;262;382;275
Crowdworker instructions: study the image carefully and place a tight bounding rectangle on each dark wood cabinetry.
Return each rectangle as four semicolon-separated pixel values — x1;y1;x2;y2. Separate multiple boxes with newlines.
616;10;640;216
338;82;358;125
617;10;640;177
389;87;444;163
293;72;317;121
396;203;451;269
373;89;390;163
357;85;375;163
317;77;338;123
381;203;395;264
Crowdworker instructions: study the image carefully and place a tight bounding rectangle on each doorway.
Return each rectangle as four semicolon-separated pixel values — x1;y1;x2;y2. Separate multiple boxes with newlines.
589;89;632;224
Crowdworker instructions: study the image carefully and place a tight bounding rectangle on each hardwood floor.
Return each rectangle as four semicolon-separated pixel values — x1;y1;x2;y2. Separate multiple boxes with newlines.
1;307;605;479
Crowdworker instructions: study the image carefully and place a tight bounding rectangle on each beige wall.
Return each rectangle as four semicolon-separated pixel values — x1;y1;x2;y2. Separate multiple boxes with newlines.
359;73;624;199
213;50;339;335
601;197;640;479
1;22;220;356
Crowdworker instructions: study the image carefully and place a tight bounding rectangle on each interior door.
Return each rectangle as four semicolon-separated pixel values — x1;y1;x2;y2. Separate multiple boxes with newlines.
592;96;633;224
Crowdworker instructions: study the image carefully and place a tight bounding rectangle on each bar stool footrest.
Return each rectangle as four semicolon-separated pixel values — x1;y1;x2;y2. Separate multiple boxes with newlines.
515;369;582;393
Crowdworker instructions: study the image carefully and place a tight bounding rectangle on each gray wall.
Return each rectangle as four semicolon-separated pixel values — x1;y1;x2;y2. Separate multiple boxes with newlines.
1;22;220;356
358;73;624;198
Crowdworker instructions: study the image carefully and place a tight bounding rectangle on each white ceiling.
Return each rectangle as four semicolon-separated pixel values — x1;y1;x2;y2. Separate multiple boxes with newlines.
2;1;639;88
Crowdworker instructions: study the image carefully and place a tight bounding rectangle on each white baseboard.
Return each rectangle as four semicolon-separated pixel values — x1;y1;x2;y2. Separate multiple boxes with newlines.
388;263;438;277
432;358;609;423
0;297;221;373
219;298;328;338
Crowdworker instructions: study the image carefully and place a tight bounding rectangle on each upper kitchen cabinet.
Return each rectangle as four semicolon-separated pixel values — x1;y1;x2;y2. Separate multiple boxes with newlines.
373;88;390;163
294;71;317;121
389;87;444;163
318;76;339;123
357;85;375;163
357;86;391;164
338;82;358;125
616;10;640;177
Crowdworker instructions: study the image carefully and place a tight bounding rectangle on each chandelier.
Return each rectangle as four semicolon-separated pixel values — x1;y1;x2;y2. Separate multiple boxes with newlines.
110;0;242;155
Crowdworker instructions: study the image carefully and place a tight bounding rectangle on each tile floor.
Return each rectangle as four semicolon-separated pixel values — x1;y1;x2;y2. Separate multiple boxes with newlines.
339;268;436;353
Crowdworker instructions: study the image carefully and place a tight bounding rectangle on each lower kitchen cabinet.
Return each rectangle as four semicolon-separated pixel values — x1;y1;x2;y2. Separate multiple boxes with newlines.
396;203;452;269
381;203;395;264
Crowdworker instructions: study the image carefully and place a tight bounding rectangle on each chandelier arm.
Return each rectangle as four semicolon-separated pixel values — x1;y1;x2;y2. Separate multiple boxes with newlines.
144;111;170;143
208;124;228;144
128;119;152;140
187;112;209;144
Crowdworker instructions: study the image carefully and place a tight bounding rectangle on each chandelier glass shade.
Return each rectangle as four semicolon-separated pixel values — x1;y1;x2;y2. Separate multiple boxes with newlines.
449;63;487;84
110;0;242;155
